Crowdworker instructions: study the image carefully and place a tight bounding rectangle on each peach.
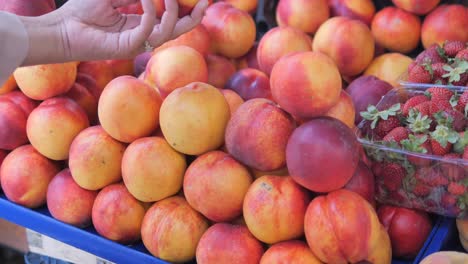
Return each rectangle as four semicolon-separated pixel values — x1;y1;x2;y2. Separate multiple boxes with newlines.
92;183;146;244
133;52;152;77
371;7;421;54
14;62;77;100
98;76;161;143
224;0;257;13
202;2;256;58
122;137;187;202
184;151;253;222
313;17;375;77
420;251;468;264
69;126;125;191
46;169;98;227
346;75;393;125
220;89;244;115
329;0;376;26
153;24;211;57
364;52;413;87
286;117;360;193
0;0;55;16
0;75;17;95
77;61;115;93
65;83;98;124
141;196;209;263
236;43;260;70
243;175;311;244
270;51;342;119
392;0;440;15
305;189;392;264
26;97;89;160
0;91;37;150
260;240;323;264
276;0;329;34
206;54;236;88
324;90;356;129
0;145;60;208
75;73;101;101
117;2;143;14
160;82;230;155
251;167;289;179
105;59;134;77
225;68;272;100
344;161;375;206
152;0;213;18
146;46;208;97
196;223;264;264
225;98;295;171
257;26;312;75
421;4;468;49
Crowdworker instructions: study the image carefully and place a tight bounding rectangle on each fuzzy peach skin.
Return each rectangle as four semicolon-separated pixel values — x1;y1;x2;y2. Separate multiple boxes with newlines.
152;0;213;18
153;24;211;57
13;62;76;100
392;0;440;15
0;91;37;150
184;151;253;222
457;219;468;251
117;1;143;14
313;16;375;77
225;68;272;100
305;189;392;264
141;196;209;263
146;46;208;98
371;7;421;54
324;90;355;129
105;59;135;77
224;0;257;13
0;0;55;17
257;26;312;75
421;4;468;49
0;145;60;208
98;76;162;143
364;52;413;87
92;183;146;244
196;223;264;264
220;89;244;116
68;126;126;191
159;82;230;155
77;61;115;94
26;97;89;161
225;98;295;171
420;251;468;264
329;0;376;26
276;0;329;34
243;175;311;244
65;83;98;124
0;75;17;95
122;136;187;202
206;54;236;88
236;43;260;70
46;169;98;227
270;51;342;119
260;240;323;264
75;73;101;101
202;2;256;59
344;161;376;207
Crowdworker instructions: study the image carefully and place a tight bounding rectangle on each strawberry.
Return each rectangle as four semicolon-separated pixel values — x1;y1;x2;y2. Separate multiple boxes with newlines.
431;139;452;156
434;110;465;132
441;193;458;208
415;167;448;187
456;48;468;61
402;134;432;166
383;127;409;143
430;125;460;156
413;182;431;197
415;44;446;65
447;182;466;195
376;116;401;139
464;146;468;160
427;87;454;101
381;163;405;191
408;64;432;83
455;90;468;113
407;110;432;133
402;95;429;116
387;190;408;204
443;41;466;57
432;99;453;113
438;153;465;181
413;101;433;117
360;104;401;138
430;63;448;84
442;59;468;86
454;131;468;154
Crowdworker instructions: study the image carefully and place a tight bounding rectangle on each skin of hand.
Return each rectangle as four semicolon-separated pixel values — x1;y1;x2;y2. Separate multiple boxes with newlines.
18;0;208;66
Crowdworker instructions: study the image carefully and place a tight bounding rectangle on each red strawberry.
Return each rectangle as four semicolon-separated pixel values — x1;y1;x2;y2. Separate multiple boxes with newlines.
456;90;468;112
413;182;431;197
456;48;468;61
452;72;468;87
427;87;454;101
432;99;452;113
464;146;468;159
387;190;407;204
401;134;432;166
431;63;449;85
441;193;458;208
431;139;452;156
381;163;405;191
445;109;465;132
443;41;466;57
408;64;432;84
447;182;466;195
416;167;449;187
402;95;429;116
415;44;446;65
376;116;401;138
424;199;438;210
383;127;409;143
438;153;465;181
413;101;434;118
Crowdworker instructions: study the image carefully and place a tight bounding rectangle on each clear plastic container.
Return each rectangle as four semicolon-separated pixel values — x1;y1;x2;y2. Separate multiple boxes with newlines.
399;71;467;90
357;86;467;219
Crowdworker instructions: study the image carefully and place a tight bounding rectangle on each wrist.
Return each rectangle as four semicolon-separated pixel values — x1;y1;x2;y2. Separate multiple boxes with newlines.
18;10;68;66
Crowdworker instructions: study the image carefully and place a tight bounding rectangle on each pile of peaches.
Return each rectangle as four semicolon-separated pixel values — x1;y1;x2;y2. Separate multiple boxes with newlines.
0;0;467;263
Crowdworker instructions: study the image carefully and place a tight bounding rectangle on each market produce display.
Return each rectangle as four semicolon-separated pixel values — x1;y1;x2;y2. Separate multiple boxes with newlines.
0;0;468;263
